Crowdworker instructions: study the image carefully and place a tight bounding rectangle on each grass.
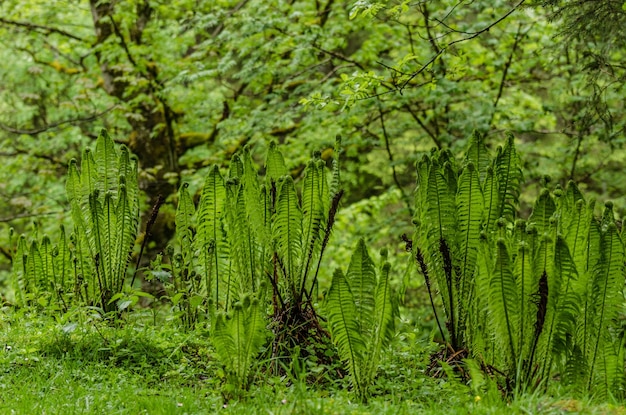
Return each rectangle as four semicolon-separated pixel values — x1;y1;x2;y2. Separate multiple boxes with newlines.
0;306;624;414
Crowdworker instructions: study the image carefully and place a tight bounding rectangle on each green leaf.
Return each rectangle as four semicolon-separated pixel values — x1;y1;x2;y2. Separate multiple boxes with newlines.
327;268;366;397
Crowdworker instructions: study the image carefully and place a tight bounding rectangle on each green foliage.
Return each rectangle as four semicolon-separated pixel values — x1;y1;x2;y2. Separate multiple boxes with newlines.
212;295;268;395
326;238;397;400
11;130;139;312
164;141;342;392
412;131;626;396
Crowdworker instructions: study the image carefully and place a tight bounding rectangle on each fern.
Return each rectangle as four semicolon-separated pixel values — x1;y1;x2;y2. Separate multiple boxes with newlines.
12;129;139;312
212;295;268;393
411;133;626;397
272;176;303;300
326;239;397;400
194;165;226;308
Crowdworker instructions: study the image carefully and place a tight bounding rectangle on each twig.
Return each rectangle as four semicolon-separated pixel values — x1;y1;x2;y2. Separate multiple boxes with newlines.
403;104;442;149
400;0;527;92
0;211;64;223
488;24;526;128
0;17;85;41
131;195;164;288
377;99;413;216
0;106;116;136
312;45;366;71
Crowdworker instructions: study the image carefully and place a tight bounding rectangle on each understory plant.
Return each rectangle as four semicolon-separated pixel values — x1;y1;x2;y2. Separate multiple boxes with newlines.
326;238;397;401
411;131;625;397
11;130;140;312
164;140;343;390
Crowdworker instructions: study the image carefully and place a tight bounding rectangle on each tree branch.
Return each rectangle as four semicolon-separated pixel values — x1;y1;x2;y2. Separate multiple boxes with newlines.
400;0;527;92
0;17;85;41
0;106;116;136
0;210;64;223
376;99;413;216
488;24;526;128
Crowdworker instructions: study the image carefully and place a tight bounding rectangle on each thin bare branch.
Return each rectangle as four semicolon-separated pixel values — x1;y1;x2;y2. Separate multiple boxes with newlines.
0;106;116;136
0;17;85;41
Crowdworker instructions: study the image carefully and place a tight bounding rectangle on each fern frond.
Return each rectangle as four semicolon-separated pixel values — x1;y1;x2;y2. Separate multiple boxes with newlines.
80;147;98;204
329;135;342;198
299;160;326;295
528;189;556;236
266;142;288;182
40;236;54;292
241;147;267;245
587;221;624;391
327;268;366;397
114;183;137;293
195;165;226;306
489;239;519;367
464;131;491;184
514;240;535;363
229;153;244;179
345;238;377;331
94;129;119;196
365;262;396;383
225;179;257;298
456;162;483;341
424;159;458;343
272;176;302;298
212;296;268;391
26;240;44;299
482;166;501;234
13;235;28;306
493;134;522;223
55;225;71;297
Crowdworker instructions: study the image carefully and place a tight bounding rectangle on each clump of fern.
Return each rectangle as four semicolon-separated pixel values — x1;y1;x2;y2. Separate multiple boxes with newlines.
411;131;626;397
325;238;397;401
11;130;140;312
165;140;343;390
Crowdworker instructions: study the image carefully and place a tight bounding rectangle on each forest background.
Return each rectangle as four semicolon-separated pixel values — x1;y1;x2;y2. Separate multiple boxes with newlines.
1;0;626;412
0;0;625;287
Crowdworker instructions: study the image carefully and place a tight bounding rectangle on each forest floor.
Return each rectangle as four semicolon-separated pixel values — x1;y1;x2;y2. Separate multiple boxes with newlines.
0;308;624;415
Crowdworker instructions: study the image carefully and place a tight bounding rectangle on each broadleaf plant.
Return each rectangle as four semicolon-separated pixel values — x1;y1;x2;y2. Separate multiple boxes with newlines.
411;131;626;397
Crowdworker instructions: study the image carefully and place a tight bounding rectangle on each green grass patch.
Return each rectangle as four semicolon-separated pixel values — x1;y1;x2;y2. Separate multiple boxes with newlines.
1;308;624;414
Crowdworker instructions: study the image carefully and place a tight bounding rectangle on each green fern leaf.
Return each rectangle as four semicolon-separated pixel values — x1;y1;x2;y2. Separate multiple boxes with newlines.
494;134;522;223
272;176;302;297
12;235;28;306
365;262;395;383
95;129;119;195
490;239;519;366
212;296;268;390
587;221;624;391
225;179;257;299
114;183;137;293
456;162;483;339
175;182;196;253
266;142;288;182
346;238;377;331
464;131;491;184
229;153;244;179
528;189;556;236
482;166;501;234
327;268;366;396
515;240;535;362
329;135;341;198
195;165;226;306
300;159;327;296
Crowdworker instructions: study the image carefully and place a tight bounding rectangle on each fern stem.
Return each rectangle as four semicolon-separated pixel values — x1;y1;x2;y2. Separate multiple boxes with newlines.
131;195;163;288
306;190;343;302
415;247;448;347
